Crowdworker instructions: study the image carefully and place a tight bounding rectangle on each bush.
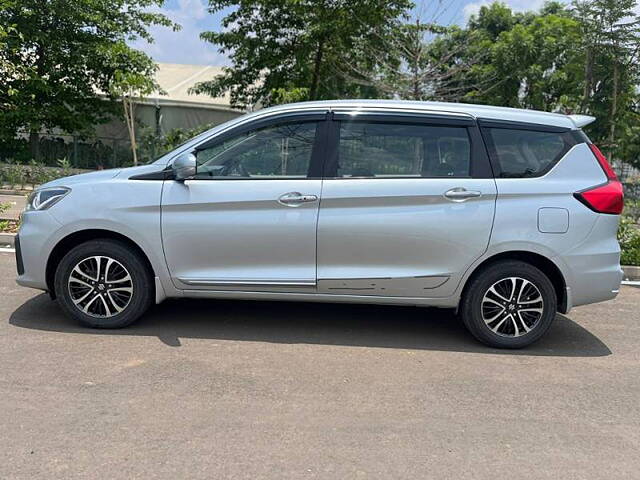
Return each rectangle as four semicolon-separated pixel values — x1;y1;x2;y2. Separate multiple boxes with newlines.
138;124;215;163
619;213;640;266
0;161;85;190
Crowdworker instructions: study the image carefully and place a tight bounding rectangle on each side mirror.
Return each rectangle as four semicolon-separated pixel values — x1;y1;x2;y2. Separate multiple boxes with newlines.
172;152;197;181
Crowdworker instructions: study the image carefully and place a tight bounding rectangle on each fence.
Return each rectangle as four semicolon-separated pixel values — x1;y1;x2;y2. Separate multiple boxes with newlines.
0;131;163;169
623;183;640;201
2;132;640;199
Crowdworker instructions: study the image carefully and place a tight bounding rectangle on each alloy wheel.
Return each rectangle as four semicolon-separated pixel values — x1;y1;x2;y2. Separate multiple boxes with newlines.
481;277;544;337
67;256;133;318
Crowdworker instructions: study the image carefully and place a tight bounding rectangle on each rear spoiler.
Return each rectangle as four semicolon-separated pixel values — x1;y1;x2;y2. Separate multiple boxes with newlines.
568;114;596;128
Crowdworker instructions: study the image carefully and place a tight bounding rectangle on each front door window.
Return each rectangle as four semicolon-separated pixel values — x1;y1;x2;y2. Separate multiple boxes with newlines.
195;122;318;179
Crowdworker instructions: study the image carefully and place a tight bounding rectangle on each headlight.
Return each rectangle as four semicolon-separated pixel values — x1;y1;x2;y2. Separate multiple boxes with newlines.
26;187;71;211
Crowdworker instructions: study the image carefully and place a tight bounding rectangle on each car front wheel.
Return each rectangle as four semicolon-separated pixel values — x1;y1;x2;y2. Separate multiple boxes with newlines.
460;260;557;349
54;239;153;328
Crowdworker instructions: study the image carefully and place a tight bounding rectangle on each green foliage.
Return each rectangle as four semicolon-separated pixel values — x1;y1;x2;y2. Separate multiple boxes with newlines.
191;0;411;108
476;12;583;110
138;123;215;162
623;197;640;224
0;200;15;233
56;157;72;177
0;0;178;153
269;88;312;105
618;199;640;266
0;162;85;189
619;216;640;266
572;0;640;164
433;2;583;110
417;0;640;169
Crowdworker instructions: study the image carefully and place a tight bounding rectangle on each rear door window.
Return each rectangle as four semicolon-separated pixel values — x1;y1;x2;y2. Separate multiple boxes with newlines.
335;122;471;178
485;128;574;178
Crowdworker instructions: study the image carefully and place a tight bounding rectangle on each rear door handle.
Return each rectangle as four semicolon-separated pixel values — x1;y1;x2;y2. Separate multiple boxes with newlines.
278;192;318;206
444;188;482;202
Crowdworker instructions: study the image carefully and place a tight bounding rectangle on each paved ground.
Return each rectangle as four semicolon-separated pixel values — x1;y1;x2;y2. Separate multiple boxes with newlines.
1;252;639;479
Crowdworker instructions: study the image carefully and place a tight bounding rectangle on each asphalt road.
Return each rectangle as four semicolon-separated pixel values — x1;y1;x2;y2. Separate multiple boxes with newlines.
1;251;639;479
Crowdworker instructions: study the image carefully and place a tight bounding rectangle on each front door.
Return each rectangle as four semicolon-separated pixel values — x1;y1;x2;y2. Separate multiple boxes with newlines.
161;114;326;290
317;112;497;298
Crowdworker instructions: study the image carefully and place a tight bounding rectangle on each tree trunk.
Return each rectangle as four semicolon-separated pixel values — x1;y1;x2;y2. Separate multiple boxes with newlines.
309;39;325;101
123;98;138;166
412;61;420;100
29;130;40;162
608;60;619;161
582;46;593;111
410;37;420;100
412;20;422;100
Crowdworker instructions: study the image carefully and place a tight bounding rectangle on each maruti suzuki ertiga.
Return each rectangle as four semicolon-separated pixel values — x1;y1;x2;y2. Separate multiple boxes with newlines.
15;101;624;348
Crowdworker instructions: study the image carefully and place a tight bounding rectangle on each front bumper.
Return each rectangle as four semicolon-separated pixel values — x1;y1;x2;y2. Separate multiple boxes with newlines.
15;210;61;291
14;234;24;275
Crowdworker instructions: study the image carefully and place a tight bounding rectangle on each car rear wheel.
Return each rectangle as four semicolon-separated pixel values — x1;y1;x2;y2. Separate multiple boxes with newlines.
460;260;557;349
54;239;153;328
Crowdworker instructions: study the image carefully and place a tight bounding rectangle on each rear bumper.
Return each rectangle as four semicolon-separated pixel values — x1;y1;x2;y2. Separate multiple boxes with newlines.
562;247;623;309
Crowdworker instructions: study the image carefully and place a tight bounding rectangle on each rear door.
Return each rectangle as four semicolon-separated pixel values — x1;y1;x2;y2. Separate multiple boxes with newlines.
316;111;497;298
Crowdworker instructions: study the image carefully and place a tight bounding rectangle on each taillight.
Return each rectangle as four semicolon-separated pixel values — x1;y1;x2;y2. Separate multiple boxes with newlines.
574;181;624;214
589;144;618;180
573;144;624;215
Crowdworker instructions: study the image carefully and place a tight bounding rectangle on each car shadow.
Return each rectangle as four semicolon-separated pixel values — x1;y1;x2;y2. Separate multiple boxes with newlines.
10;293;611;357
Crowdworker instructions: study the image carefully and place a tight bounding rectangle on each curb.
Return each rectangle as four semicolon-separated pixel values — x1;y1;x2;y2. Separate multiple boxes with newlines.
0;233;16;248
0;189;31;196
623;265;640;281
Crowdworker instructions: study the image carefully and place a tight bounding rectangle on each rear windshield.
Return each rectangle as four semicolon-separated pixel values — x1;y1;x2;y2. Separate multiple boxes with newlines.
485;128;577;178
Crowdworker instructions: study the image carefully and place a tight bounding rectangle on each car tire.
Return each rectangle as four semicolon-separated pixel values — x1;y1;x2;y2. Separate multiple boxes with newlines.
460;260;557;349
54;239;153;328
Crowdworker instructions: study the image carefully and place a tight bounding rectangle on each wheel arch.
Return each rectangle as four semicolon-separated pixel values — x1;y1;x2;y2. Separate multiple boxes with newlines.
46;229;156;299
460;251;568;314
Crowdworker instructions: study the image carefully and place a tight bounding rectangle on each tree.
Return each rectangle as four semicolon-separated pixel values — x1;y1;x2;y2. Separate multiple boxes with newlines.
191;0;411;109
333;14;494;102
444;2;584;111
573;0;640;160
109;56;159;166
0;0;178;159
452;0;640;169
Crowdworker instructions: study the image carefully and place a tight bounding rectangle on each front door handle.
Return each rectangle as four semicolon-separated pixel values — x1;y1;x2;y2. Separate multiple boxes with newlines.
278;192;318;206
444;188;482;202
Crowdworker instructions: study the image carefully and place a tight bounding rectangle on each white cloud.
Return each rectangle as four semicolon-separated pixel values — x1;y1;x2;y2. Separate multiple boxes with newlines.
130;0;229;66
463;0;547;22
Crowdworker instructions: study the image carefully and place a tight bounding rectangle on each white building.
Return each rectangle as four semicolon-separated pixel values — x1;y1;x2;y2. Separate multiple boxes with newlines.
96;63;244;141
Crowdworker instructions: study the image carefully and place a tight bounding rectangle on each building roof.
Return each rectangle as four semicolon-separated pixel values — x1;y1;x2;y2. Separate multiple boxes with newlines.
144;63;236;111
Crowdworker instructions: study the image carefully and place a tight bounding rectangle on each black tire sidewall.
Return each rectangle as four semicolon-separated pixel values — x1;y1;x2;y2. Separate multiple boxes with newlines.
54;239;152;328
461;260;557;349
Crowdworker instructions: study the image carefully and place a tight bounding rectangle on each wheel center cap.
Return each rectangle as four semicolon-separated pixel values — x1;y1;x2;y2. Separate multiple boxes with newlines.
97;284;106;291
508;304;516;312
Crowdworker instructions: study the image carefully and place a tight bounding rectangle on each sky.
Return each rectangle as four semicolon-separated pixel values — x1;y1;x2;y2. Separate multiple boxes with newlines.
131;0;566;67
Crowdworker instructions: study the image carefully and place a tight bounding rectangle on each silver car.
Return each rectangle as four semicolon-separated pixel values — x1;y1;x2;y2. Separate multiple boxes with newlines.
15;100;624;348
